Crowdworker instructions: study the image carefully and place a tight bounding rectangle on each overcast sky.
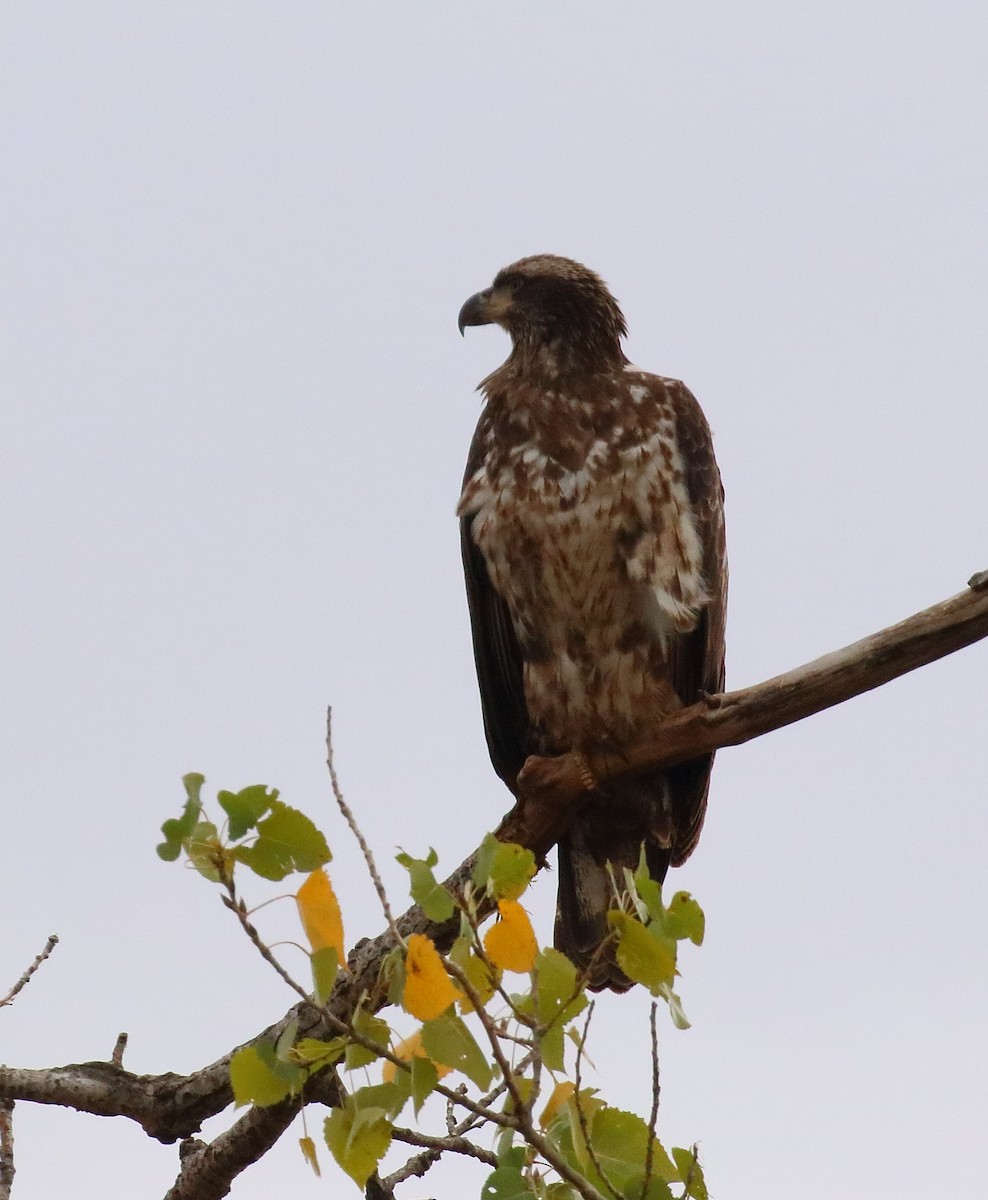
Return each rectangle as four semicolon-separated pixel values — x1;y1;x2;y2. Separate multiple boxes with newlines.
2;4;986;1198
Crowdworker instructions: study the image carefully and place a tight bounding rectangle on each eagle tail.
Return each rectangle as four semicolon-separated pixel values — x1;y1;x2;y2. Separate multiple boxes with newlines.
554;776;673;993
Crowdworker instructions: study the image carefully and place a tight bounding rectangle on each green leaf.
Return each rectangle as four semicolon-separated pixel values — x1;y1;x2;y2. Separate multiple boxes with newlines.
396;847;456;921
665;892;705;945
660;983;691;1030
531;948;587;1071
553;1087;604;1173
632;863;666;926
352;1078;410;1121
640;1179;675;1200
473;833;536;901
218;784;279;840
230;1043;304;1107
410;1055;438;1116
324;1105;392;1188
232;800;330;881
449;933;499;1011
671;1146;707;1199
382;945;406;1007
545;1186;581;1200
310;946;339;1004
481;1145;529;1200
421;1012;493;1090
588;1107;659;1193
274;1018;299;1063
609;911;677;993
156;774;205;860
345;1010;391;1070
292;1037;347;1070
186;820;226;882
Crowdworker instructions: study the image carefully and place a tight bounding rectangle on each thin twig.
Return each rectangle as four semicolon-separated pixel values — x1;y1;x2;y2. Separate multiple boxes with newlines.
641;1003;660;1200
0;935;58;1008
326;707;403;947
573;1003;621;1200
111;1033;128;1068
390;1125;497;1167
0;1100;13;1200
221;879;318;1012
443;958;528;1116
679;1144;700;1198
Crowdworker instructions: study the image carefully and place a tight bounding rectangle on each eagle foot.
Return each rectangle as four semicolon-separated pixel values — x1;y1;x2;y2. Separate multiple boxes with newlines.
507;750;597;853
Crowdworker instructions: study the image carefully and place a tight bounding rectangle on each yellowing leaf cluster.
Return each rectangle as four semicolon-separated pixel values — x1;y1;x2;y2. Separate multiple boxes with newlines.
402;933;462;1020
483;899;538;973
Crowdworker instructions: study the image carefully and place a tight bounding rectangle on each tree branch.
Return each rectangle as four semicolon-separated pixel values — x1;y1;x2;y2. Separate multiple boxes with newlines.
508;573;988;856
0;574;983;1189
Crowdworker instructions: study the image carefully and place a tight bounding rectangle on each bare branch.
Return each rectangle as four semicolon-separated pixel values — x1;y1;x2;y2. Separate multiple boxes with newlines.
641;1003;660;1200
0;935;58;1008
327;706;403;946
390;1125;497;1168
505;575;988;857
111;1033;128;1068
574;1003;621;1200
0;1101;13;1200
0;576;983;1193
163;1098;301;1200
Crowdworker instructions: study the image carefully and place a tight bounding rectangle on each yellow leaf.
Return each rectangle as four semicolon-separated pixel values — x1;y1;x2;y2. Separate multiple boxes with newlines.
382;1029;451;1082
540;1080;576;1128
402;933;461;1021
484;899;538;973
296;869;345;959
299;1135;321;1176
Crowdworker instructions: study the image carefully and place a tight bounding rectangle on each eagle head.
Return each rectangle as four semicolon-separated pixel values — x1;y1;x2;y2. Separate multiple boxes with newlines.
458;254;628;367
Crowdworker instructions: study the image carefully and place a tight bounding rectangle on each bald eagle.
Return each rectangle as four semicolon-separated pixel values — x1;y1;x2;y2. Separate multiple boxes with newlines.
458;255;726;991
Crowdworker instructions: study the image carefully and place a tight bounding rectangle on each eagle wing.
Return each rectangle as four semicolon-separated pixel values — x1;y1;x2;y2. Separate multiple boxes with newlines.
460;412;530;791
651;380;727;862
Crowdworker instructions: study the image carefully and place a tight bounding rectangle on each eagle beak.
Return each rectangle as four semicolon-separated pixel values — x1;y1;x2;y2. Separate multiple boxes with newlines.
457;288;493;335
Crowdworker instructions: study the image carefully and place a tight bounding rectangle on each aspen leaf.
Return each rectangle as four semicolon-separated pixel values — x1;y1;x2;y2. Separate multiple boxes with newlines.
530;948;587;1072
473;834;536;900
484;900;538;973
233;801;330;880
299;1135;321;1176
421;1012;492;1089
324;1105;392;1188
310;946;339;1004
157;774;204;860
402;933;461;1020
410;1055;439;1115
609;911;677;993
344;1009;390;1070
396;847;456;921
296;869;345;958
540;1080;576;1128
292;1037;347;1070
229;1043;303;1107
382;1030;451;1082
450;933;499;1012
218;784;278;840
481;1145;529;1200
186;821;229;883
665;892;705;946
352;1079;410;1120
671;1146;707;1198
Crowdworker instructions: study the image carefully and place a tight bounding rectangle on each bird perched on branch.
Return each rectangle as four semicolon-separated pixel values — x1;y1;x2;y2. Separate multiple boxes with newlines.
457;255;727;991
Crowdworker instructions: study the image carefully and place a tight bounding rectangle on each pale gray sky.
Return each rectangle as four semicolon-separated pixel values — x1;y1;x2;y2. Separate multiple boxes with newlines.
2;4;986;1198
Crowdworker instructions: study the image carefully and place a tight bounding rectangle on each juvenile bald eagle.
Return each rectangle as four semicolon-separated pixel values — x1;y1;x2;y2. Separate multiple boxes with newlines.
457;255;726;991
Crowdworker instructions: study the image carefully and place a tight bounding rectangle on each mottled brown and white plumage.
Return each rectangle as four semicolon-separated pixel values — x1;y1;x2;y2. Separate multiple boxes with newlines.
457;255;727;991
